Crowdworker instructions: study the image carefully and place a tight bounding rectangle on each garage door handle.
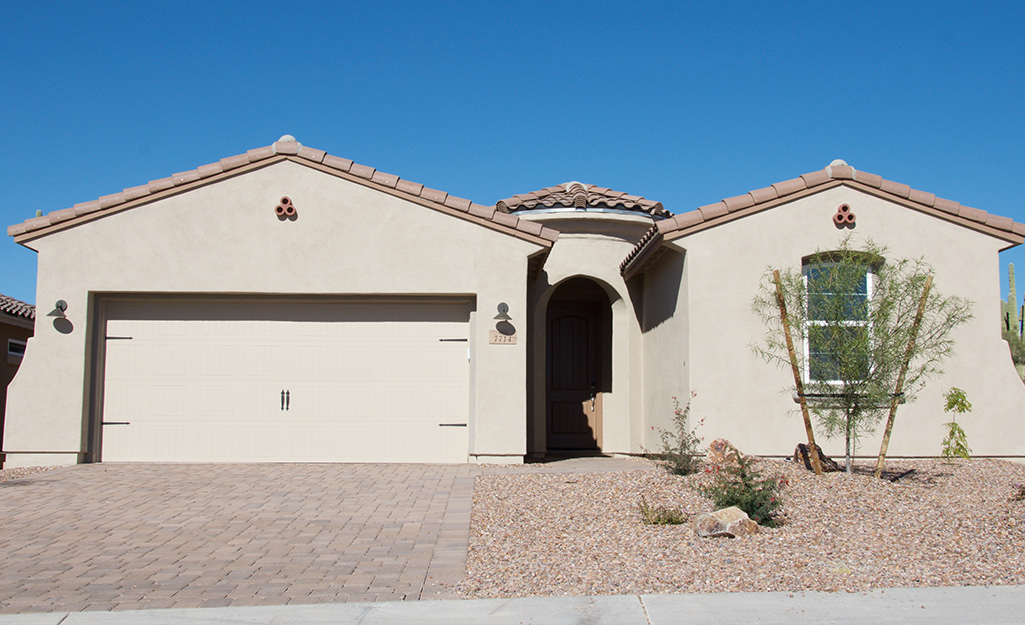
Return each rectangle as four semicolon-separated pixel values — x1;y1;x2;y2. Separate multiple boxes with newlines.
102;421;131;425
438;423;467;427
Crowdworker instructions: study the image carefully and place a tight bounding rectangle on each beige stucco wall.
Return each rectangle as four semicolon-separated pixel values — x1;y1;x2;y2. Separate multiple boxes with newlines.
639;246;690;452
523;211;653;455
643;185;1025;459
4;160;544;465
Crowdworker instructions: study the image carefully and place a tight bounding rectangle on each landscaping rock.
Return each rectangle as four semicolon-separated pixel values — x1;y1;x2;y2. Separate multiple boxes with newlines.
793;443;841;472
692;506;761;538
707;438;741;464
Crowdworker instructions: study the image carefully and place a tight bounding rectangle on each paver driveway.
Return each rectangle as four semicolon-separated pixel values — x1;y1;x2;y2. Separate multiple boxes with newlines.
0;463;478;614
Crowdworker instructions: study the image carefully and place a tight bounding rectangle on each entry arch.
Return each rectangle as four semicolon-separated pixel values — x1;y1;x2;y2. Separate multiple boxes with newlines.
535;276;617;453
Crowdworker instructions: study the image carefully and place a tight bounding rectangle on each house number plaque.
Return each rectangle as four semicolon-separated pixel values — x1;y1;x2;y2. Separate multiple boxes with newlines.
489;330;517;345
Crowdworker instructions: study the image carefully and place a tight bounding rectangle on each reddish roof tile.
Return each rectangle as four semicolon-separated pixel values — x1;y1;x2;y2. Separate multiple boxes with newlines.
322;154;353;172
444;195;472;212
698;202;728;221
469;203;496;220
620;160;1025;276
273;140;300;155
420;187;448;204
296;146;327;163
800;170;831;187
496;182;670;218
879;179;911;198
246;146;274;161
771;177;807;197
371;171;399;188
196;163;224;178
172;170;201;185
933;197;960;215
908;189;936;206
749;186;779;204
723;194;755;212
395;179;424;195
0;293;34;321
219;154;250;171
854;171;883;188
349;163;376;179
9;136;558;247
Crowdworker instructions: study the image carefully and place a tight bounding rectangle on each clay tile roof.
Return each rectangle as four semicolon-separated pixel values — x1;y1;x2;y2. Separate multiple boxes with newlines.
620;159;1025;277
7;136;558;247
0;294;35;321
495;182;671;218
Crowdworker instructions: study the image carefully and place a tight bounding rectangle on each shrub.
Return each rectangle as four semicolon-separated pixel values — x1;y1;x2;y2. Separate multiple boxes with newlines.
941;387;972;461
1011;484;1025;502
697;455;786;526
650;392;704;476
1003;330;1025;366
638;499;688;525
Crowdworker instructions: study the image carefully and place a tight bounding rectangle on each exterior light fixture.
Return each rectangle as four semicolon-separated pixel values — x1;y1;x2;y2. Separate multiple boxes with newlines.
493;302;511;321
48;299;68;319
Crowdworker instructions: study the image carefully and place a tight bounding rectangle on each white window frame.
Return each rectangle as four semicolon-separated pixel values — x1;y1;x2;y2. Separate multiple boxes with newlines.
802;260;874;385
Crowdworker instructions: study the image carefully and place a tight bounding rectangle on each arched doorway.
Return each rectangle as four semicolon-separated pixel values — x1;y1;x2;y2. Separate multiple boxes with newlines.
545;278;612;452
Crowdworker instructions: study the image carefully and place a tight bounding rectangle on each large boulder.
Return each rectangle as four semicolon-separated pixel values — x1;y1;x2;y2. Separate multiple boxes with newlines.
692;506;761;538
707;438;741;465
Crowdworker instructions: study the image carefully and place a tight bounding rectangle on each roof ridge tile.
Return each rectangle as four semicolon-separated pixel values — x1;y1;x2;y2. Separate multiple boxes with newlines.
620;161;1025;277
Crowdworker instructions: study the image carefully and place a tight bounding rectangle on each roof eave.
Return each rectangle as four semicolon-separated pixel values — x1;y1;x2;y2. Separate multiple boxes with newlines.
10;140;561;249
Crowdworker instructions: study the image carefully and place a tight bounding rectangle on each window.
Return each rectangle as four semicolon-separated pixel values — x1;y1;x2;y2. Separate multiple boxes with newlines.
803;259;873;383
8;339;27;358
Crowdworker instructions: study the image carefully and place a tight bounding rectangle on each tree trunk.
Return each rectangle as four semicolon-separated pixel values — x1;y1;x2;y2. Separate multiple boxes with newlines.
874;275;933;478
845;417;853;474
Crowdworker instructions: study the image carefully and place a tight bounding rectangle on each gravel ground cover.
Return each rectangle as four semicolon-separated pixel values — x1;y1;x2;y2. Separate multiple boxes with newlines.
461;458;1025;598
0;466;60;482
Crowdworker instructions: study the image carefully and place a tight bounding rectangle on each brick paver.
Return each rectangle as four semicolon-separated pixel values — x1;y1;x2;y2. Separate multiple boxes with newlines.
0;463;479;614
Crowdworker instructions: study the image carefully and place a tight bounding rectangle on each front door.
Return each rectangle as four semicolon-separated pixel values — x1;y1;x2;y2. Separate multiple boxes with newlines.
546;302;602;450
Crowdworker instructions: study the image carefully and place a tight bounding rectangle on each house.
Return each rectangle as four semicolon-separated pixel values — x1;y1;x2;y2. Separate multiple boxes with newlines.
1;293;34;467
4;136;1023;466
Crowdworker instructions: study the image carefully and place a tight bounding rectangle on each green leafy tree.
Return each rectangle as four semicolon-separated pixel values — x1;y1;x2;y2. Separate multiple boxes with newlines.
940;387;972;460
753;238;973;473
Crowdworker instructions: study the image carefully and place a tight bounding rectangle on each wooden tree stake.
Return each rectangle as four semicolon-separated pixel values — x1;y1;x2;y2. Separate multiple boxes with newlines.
773;270;823;475
874;275;933;478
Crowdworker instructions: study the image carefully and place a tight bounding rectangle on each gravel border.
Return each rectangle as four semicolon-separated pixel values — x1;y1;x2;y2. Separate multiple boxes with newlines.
460;458;1025;598
0;465;61;482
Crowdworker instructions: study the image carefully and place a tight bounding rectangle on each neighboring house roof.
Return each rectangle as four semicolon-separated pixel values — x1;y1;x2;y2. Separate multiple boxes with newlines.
496;182;670;218
620;160;1025;278
0;294;35;322
7;136;560;249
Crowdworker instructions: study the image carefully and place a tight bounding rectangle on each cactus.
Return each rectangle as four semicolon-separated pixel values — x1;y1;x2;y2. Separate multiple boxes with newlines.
1010;265;1019;336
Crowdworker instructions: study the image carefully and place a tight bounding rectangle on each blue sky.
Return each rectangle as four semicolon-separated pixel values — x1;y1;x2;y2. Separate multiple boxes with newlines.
2;1;1023;306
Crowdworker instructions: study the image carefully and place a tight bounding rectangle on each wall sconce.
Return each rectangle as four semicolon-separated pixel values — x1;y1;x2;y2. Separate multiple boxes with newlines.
48;299;68;319
493;302;511;321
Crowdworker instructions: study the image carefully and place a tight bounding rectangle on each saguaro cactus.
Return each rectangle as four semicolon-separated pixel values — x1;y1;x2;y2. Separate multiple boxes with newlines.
1010;264;1019;336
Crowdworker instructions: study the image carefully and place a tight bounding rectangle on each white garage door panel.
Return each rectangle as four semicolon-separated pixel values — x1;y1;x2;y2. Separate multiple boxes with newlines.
101;301;470;463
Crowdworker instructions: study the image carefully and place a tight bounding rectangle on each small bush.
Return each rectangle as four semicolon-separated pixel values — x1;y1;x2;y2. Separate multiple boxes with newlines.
1003;330;1025;366
650;392;704;476
1011;484;1025;502
697;455;786;527
941;387;972;461
638;499;688;525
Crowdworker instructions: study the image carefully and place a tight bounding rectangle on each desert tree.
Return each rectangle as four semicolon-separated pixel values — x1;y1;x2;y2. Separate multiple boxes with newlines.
753;238;973;474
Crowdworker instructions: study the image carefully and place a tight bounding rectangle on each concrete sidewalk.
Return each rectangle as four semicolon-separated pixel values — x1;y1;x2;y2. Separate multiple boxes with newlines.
0;586;1021;625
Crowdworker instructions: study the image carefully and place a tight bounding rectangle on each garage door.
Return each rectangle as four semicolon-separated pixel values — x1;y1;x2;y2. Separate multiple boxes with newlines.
100;300;471;463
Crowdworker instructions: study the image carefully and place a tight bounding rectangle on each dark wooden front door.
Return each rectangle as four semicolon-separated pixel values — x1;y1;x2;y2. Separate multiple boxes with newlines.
546;302;602;450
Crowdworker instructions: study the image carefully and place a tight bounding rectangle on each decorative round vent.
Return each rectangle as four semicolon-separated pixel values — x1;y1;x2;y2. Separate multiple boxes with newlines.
275;196;297;221
833;204;855;228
